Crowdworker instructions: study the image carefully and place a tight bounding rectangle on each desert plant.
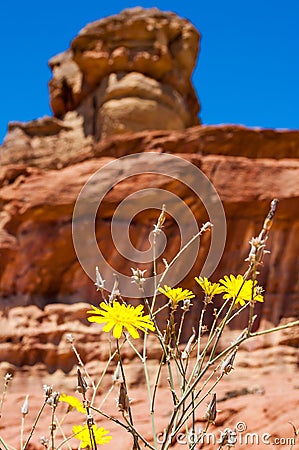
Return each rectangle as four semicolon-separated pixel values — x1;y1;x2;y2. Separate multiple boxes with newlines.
0;199;298;450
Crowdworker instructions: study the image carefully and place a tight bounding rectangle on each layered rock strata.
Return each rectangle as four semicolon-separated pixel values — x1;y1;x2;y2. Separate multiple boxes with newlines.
0;122;298;332
0;7;298;332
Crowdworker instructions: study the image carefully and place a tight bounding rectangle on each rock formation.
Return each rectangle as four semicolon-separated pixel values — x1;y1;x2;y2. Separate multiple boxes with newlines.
0;123;298;332
0;5;298;359
48;7;200;140
0;7;298;450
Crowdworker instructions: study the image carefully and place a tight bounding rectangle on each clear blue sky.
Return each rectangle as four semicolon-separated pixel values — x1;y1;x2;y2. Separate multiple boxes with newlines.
1;0;298;143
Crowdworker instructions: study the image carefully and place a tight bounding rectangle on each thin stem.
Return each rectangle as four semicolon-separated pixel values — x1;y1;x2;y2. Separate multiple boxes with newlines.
208;300;235;361
0;437;10;450
208;319;299;370
150;229;160;315
250;320;299;338
167;358;178;407
176;308;188;349
116;340;140;450
54;414;72;450
152;302;169;318
71;342;96;391
140;289;159;448
196;301;208;361
122;414;156;450
140;330;158;449
191;391;195;447
143;359;157;449
89;404;131;431
208;278;247;363
97;384;115;410
50;406;56;450
157;223;212;292
0;375;12;419
57;429;95;450
172;364;223;438
150;358;163;413
20;416;25;450
226;301;250;326
187;298;231;387
189;422;210;450
23;400;47;450
126;337;144;361
88;425;97;450
91;341;125;406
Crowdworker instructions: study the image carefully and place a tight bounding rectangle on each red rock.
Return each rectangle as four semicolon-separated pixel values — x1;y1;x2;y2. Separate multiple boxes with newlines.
48;7;200;138
0;8;298;448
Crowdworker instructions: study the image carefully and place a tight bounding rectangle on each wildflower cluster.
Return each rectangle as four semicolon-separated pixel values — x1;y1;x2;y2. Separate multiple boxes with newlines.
157;274;264;311
2;199;298;450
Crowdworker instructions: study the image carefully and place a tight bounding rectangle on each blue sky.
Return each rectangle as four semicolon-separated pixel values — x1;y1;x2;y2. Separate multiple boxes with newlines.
1;0;298;143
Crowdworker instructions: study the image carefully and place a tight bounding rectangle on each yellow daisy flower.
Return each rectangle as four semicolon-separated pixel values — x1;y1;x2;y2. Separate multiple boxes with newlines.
59;393;86;414
219;274;264;306
87;301;155;339
158;285;195;307
195;276;225;299
72;424;112;447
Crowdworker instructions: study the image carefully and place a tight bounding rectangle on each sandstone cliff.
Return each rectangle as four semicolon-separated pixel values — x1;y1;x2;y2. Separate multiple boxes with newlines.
0;6;297;350
0;8;298;450
1;122;298;330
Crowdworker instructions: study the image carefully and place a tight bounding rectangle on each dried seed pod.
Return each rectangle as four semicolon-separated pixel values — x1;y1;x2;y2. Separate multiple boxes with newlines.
221;348;238;375
205;393;217;424
118;382;130;414
77;367;88;396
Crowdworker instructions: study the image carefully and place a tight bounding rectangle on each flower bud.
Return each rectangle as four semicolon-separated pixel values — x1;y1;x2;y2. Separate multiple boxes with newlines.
21;394;29;415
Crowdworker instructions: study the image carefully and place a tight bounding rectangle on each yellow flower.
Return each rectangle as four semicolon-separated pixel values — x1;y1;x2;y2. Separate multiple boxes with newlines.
59;393;86;414
195;276;225;299
158;285;195;307
219;274;264;306
72;424;112;447
87;301;155;339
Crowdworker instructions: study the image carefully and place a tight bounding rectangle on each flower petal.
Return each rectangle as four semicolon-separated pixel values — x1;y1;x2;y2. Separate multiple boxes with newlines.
113;323;123;339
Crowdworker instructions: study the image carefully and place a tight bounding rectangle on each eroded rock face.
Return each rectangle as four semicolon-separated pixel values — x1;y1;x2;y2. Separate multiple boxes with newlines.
0;9;298;448
0;8;298;333
0;124;298;333
48;7;200;139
